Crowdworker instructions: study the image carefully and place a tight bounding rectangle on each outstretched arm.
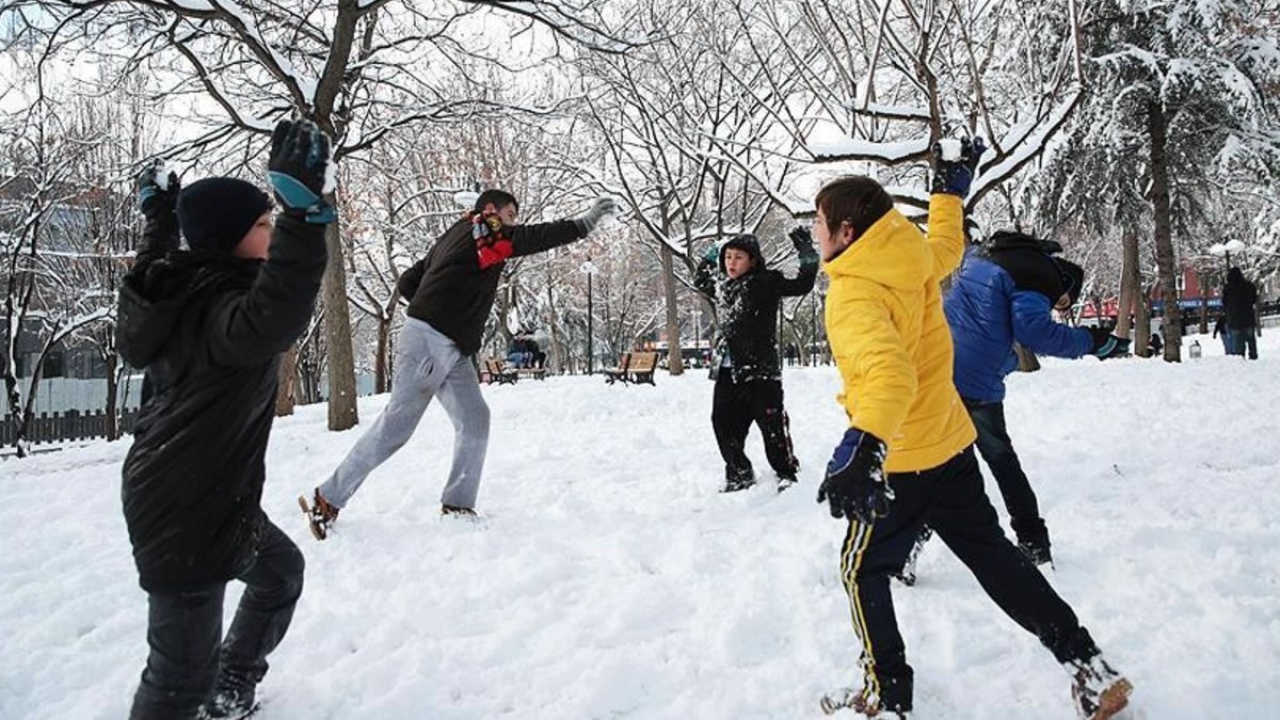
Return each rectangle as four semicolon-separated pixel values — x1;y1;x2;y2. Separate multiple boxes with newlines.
511;197;618;258
1010;290;1093;358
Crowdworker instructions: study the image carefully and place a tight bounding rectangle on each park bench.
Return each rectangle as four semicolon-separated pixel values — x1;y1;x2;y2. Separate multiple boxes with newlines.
603;351;658;385
517;365;547;381
482;358;518;385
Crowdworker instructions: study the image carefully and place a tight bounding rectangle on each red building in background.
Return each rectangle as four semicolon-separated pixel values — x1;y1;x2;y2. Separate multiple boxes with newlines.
1080;264;1222;321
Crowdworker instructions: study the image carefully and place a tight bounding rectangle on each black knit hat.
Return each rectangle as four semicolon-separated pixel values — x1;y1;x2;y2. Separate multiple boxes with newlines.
177;177;273;255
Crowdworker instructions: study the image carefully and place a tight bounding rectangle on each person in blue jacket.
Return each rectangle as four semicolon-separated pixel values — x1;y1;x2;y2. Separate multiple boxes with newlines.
941;231;1130;566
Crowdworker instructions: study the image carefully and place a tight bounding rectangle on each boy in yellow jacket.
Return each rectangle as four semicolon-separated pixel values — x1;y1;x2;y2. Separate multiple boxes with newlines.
813;139;1131;720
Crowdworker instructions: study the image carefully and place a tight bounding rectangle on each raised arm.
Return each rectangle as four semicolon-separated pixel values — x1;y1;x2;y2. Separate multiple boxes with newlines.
132;161;181;270
926;137;984;279
208;119;334;366
693;244;719;298
777;226;819;296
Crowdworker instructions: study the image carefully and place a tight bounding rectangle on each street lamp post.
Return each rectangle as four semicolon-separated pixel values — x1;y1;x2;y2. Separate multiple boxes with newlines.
1209;239;1247;270
581;258;597;374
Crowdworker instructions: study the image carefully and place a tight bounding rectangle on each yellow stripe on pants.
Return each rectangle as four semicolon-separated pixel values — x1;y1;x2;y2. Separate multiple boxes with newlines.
840;518;879;708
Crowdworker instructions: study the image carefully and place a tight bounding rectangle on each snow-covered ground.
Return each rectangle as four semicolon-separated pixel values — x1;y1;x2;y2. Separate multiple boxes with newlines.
3;332;1278;720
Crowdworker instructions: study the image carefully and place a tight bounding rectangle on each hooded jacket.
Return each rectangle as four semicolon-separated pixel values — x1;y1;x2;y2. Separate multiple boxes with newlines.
693;234;818;383
944;240;1093;403
822;194;976;474
1222;267;1259;330
397;214;583;356
116;215;327;593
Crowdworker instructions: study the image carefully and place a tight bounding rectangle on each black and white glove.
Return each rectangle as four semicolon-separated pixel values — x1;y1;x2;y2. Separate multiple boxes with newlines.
574;196;618;235
137;159;180;231
267;119;335;224
1089;328;1131;360
930;137;986;197
817;428;892;523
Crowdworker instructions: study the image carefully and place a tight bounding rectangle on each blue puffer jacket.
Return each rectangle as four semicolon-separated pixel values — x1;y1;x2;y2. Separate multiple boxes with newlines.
945;248;1093;403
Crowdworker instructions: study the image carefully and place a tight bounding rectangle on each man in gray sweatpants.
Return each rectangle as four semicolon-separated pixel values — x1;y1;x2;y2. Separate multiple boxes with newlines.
300;189;616;539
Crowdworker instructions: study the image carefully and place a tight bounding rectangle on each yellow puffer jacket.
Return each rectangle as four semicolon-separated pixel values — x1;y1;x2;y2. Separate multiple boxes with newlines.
823;194;976;473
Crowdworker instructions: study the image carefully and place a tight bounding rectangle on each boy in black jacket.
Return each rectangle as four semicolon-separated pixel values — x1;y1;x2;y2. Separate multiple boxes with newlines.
694;228;818;492
302;190;616;537
117;120;333;720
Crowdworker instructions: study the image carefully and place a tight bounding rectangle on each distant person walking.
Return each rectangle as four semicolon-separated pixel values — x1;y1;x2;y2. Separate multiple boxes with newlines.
1222;267;1259;360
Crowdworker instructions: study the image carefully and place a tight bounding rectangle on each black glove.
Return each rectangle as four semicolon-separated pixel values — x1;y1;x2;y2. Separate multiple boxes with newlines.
574;196;618;235
817;428;892;523
137;159;180;225
789;225;819;271
1089;328;1131;359
267;119;335;224
788;226;813;249
930;136;986;197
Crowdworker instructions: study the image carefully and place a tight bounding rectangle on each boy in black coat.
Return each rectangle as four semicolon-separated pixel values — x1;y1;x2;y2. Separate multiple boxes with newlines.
694;229;818;492
117;120;333;720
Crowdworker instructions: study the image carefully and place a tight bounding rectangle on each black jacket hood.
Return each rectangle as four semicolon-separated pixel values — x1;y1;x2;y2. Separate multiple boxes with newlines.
116;252;261;368
719;234;767;273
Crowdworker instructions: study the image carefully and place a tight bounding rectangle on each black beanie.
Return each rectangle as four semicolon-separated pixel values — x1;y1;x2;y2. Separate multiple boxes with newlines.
177;177;273;254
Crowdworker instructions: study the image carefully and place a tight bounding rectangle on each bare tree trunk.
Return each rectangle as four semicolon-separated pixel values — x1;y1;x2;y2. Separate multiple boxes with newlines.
660;245;684;376
275;346;298;416
1134;286;1152;358
1148;100;1182;362
1117;231;1139;337
104;352;120;441
323;217;359;428
374;316;389;395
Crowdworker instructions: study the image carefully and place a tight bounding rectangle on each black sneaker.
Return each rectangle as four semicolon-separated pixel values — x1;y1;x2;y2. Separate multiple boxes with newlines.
1067;653;1132;720
721;465;756;493
198;683;258;720
776;474;798;493
819;686;908;718
1019;541;1053;567
441;504;479;519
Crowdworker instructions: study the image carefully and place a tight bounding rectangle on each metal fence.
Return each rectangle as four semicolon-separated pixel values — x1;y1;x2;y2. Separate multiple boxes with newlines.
1;409;138;447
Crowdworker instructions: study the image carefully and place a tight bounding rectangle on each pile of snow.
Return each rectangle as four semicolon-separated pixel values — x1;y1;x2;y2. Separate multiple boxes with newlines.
3;332;1278;719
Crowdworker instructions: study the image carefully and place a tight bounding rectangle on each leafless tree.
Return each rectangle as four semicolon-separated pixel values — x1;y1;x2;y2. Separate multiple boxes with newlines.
28;0;640;429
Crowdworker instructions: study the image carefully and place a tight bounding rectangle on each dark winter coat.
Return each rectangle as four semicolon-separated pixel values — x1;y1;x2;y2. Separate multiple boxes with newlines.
398;215;583;356
694;235;817;383
1222;267;1259;330
944;238;1092;403
116;216;327;593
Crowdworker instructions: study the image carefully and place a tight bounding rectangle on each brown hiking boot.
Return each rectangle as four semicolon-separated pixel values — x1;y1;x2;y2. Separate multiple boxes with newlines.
1068;654;1133;720
298;489;339;540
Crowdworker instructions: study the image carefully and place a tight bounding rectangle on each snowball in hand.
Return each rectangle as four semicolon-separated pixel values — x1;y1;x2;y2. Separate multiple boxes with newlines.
938;139;962;162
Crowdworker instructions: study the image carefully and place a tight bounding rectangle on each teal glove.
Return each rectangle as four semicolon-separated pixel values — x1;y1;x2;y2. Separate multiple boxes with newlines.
267;119;336;224
702;243;720;265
